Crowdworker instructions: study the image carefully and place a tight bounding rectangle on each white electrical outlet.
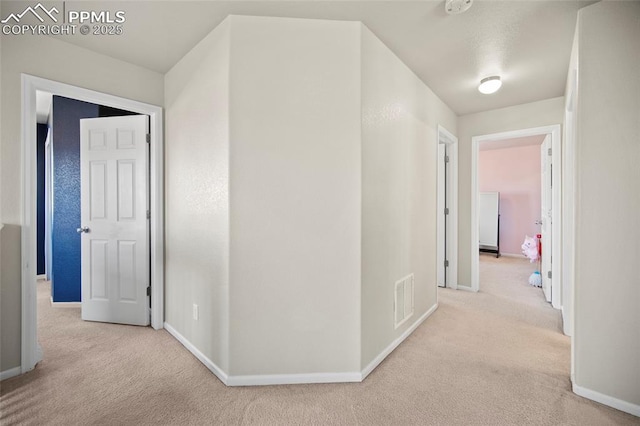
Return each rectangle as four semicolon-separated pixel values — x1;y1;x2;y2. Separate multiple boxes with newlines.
193;304;199;320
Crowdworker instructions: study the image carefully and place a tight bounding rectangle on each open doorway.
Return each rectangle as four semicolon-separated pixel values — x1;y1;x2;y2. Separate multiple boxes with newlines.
476;135;547;302
470;125;562;311
478;136;545;259
21;75;165;374
37;95;141;306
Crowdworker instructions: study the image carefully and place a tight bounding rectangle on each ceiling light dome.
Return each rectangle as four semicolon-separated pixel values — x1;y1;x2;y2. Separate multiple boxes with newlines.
478;76;502;94
446;0;473;15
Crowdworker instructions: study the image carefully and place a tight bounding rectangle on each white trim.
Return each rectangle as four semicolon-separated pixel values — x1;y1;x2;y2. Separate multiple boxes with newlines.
573;381;640;417
44;127;53;282
227;372;362;387
21;75;165;375
36;274;46;280
49;297;81;308
550;128;562;310
163;322;229;385
562;76;577;338
437;142;446;288
498;252;526;259
0;367;22;381
166;305;439;387
166;321;360;386
362;303;438;380
449;141;459;289
21;76;39;374
456;285;477;293
437;125;459;290
471;125;562;300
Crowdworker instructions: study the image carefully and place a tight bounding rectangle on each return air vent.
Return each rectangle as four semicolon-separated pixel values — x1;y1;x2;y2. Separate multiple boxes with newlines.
394;274;414;329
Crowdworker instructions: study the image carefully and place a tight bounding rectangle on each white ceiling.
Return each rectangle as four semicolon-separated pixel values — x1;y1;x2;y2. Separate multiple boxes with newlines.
3;0;595;115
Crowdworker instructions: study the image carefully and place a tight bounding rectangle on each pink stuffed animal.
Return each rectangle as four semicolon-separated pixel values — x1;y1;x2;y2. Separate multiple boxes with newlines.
521;235;539;263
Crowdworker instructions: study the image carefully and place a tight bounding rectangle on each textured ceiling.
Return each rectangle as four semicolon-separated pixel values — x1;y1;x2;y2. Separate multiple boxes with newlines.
2;1;594;115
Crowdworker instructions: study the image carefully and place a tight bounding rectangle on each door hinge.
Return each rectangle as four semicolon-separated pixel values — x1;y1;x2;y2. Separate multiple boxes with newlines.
445;155;450;163
444;207;449;215
547;271;552;279
146;286;151;296
445;260;449;267
548;147;552;156
147;210;150;219
146;134;151;144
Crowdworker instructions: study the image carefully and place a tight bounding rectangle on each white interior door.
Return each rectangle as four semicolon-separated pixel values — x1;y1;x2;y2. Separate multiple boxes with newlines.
80;115;150;325
437;143;446;287
540;135;552;302
44;129;52;280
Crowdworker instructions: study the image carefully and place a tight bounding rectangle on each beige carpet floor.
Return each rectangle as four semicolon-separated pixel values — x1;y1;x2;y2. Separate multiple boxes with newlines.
1;255;638;425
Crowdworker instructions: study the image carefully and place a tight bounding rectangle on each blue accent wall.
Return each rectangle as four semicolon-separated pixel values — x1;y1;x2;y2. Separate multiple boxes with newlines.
37;123;48;276
51;96;100;302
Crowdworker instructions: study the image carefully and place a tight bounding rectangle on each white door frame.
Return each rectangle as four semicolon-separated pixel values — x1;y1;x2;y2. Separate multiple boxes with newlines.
540;134;553;302
471;125;562;310
21;74;165;374
44;129;52;281
562;78;577;338
437;125;458;289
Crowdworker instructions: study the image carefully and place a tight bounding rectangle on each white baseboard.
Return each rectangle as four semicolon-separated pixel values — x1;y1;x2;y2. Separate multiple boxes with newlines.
573;380;640;417
163;322;229;385
165;304;439;387
0;366;22;381
227;371;361;387
165;322;362;386
361;303;438;380
500;253;525;258
37;274;47;280
51;302;81;307
50;297;81;307
457;285;477;293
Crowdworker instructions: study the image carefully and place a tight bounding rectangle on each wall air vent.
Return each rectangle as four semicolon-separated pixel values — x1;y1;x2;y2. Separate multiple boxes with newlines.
394;274;415;329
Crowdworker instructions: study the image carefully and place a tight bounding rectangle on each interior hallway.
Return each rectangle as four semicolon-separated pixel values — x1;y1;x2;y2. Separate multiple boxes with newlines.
0;263;637;425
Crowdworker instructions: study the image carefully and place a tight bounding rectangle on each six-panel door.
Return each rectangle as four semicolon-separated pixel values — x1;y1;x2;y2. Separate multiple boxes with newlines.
80;115;150;326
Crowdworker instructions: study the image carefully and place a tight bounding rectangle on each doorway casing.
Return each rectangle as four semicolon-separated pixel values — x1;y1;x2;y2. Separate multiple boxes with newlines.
470;125;562;310
21;74;165;374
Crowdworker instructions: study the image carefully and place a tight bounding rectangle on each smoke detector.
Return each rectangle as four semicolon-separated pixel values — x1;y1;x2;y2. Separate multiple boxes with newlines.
446;0;473;14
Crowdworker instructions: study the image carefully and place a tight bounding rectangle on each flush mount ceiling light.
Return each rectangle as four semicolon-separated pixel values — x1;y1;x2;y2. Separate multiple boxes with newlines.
446;0;473;15
478;76;502;94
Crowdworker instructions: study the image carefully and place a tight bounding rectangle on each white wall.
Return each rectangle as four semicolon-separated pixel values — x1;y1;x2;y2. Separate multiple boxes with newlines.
562;24;579;340
2;12;456;383
163;15;455;382
360;26;457;367
571;1;640;411
457;97;564;287
164;19;231;371
0;34;163;373
227;16;362;376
